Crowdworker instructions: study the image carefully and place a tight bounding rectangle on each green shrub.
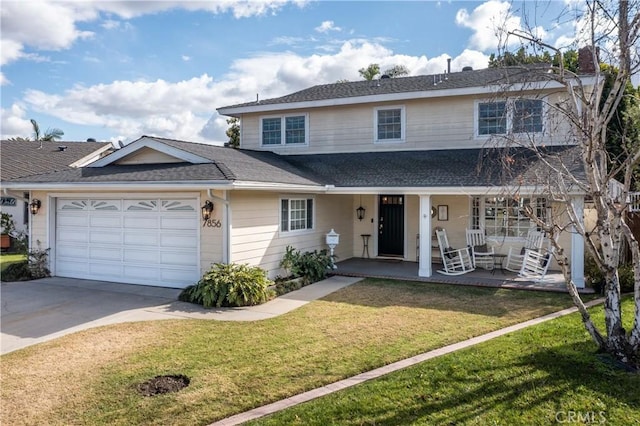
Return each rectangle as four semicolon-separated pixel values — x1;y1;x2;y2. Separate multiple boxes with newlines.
179;263;273;308
1;261;30;282
280;245;334;285
584;254;634;293
0;243;50;282
618;264;634;293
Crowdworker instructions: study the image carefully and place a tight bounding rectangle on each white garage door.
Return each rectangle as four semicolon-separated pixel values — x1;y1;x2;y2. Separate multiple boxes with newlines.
55;198;200;288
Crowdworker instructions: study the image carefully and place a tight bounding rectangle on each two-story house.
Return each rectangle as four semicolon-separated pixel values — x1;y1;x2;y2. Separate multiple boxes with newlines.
2;65;590;288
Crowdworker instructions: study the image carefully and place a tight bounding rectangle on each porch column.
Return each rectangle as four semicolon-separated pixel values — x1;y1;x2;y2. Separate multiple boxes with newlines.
419;195;432;277
570;196;585;288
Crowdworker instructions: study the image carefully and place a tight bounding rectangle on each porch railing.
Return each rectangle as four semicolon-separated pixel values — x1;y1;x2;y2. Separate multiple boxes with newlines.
630;193;640;212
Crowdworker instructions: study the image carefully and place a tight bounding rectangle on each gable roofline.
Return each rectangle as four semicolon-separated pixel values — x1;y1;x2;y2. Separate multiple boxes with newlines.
69;144;115;168
217;67;596;116
88;135;213;167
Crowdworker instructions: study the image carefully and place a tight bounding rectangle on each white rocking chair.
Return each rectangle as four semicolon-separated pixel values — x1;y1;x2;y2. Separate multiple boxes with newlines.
505;229;546;273
465;229;494;269
436;229;475;275
518;248;553;282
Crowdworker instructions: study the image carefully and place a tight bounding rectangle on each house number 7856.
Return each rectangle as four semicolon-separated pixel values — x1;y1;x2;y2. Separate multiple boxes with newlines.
203;219;222;228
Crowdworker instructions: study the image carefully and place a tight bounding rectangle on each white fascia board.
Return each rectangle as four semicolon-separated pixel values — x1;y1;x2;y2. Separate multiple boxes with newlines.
217;78;589;116
69;144;115;168
325;186;587;196
88;136;211;167
0;181;234;191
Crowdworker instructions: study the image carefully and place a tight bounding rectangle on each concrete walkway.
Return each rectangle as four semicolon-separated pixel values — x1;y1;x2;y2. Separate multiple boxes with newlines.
210;298;605;426
1;275;361;354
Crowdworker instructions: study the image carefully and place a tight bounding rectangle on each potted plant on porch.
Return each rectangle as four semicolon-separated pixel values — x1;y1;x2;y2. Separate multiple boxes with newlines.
1;212;15;250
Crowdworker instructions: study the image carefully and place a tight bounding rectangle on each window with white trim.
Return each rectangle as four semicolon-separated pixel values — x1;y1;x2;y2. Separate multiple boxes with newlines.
476;99;544;137
261;115;308;146
470;196;548;238
374;106;405;142
281;198;314;232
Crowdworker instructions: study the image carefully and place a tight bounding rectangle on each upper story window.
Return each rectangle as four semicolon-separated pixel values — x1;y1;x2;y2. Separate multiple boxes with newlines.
280;198;314;232
374;106;405;143
476;99;544;137
261;114;308;146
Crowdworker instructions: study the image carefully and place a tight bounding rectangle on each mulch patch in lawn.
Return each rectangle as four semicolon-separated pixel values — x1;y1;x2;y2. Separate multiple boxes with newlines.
137;374;190;397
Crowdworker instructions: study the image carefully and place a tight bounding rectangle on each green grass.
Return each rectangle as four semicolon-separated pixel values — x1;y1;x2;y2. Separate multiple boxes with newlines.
0;279;599;425
252;297;640;426
0;253;25;273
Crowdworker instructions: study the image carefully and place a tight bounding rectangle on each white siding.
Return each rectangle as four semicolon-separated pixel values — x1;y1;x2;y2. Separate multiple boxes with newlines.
240;90;569;154
229;191;353;278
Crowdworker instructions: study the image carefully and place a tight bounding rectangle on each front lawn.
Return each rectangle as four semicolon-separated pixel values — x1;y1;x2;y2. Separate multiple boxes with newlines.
253;297;640;425
0;253;25;273
1;279;585;425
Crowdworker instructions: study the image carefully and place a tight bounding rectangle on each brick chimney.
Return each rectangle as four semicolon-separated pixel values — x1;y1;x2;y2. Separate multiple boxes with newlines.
578;46;599;73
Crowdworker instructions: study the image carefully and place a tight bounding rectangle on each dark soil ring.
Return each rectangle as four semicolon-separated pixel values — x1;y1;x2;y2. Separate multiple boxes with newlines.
137;374;190;396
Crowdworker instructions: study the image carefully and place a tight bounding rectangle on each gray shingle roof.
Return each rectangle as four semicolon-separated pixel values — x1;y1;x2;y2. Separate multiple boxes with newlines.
1;140;112;181
282;145;584;188
218;65;555;111
7;138;322;186
5;136;583;190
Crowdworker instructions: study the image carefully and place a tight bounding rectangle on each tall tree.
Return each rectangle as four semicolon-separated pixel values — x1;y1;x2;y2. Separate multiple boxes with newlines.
491;0;640;368
8;119;64;144
358;63;380;80
383;65;410;78
225;117;240;149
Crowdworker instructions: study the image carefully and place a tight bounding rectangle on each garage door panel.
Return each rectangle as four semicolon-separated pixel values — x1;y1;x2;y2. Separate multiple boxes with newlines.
123;265;160;280
124;216;160;229
89;247;122;261
161;216;199;230
90;215;122;227
161;250;198;266
124;248;159;263
57;245;88;259
89;262;123;279
57;229;88;243
160;233;196;248
123;232;158;246
56;197;199;288
58;215;88;227
90;231;121;244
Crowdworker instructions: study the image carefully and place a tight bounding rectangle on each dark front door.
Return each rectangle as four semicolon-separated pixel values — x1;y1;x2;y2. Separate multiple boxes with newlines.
378;195;404;257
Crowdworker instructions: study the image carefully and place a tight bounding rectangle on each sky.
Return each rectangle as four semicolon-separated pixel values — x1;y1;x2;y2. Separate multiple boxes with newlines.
1;0;596;145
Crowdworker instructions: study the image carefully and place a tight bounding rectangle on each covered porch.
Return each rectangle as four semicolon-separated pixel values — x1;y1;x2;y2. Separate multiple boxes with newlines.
333;258;592;293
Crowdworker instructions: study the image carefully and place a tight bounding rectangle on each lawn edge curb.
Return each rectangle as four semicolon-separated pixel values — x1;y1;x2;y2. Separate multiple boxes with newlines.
209;298;605;426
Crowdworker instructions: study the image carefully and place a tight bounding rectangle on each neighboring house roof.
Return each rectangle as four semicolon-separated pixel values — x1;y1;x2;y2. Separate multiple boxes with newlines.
217;65;588;115
3;137;322;187
3;136;584;193
0;140;113;181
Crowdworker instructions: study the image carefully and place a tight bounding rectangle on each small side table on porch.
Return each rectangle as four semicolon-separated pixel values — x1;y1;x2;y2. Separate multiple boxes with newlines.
361;234;371;258
492;253;508;274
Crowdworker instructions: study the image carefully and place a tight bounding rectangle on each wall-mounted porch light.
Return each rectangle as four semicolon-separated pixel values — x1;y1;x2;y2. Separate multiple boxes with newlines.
356;205;366;221
201;200;214;221
29;199;41;215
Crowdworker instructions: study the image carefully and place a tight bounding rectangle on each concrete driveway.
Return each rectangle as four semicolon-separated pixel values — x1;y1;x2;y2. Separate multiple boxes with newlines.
0;275;360;355
1;277;183;354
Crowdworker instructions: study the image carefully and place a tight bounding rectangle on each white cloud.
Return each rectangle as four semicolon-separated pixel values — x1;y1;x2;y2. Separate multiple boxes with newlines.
4;39;489;143
182;55;192;62
315;20;341;33
455;0;526;51
0;0;305;69
0;103;34;138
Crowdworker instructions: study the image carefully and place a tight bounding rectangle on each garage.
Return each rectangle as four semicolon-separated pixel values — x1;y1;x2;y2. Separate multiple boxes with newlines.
55;198;200;288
